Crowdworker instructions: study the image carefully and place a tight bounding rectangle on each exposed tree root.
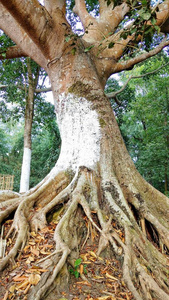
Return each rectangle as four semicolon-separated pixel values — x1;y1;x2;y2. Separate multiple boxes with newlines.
1;167;169;300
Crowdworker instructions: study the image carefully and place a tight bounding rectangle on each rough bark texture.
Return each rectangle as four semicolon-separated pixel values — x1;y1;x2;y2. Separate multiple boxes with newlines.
1;1;169;299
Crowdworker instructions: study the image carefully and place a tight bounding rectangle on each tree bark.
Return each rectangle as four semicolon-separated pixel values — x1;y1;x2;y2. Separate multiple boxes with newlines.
20;59;40;193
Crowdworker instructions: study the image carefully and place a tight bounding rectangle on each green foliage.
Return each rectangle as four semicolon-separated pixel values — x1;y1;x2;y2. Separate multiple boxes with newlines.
69;258;87;278
0;114;61;191
108;54;169;194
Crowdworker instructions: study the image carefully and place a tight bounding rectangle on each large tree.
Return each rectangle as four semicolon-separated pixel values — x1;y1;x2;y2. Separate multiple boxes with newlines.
1;1;169;299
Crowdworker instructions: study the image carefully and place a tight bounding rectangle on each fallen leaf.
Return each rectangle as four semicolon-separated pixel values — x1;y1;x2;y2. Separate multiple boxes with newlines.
29;241;36;245
9;284;16;293
79;264;83;275
30;232;37;237
96;297;115;300
23;245;30;252
40;250;51;255
31;248;40;256
16;280;30;290
76;281;91;286
24;283;31;294
2;290;8;300
105;272;118;280
28;273;41;285
26;256;35;264
26;268;48;273
13;276;28;282
88;251;97;258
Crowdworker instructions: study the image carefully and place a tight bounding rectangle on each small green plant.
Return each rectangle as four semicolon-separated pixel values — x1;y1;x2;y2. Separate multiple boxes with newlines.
69;258;87;278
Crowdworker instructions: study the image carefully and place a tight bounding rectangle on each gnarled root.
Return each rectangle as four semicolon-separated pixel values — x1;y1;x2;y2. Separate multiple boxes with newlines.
1;167;169;300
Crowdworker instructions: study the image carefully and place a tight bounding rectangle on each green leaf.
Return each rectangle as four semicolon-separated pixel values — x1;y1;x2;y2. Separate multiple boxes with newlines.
69;268;74;274
71;47;76;55
141;0;147;6
1;53;6;58
84;45;94;52
151;17;157;25
154;25;160;33
74;258;82;267
74;270;80;278
65;36;71;42
141;12;151;20
108;42;115;48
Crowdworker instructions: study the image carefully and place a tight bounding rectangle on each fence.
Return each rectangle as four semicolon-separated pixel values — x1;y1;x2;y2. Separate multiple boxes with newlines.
0;175;14;190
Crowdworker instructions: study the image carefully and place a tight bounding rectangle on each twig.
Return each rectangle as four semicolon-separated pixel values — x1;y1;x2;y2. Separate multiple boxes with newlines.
107;61;169;99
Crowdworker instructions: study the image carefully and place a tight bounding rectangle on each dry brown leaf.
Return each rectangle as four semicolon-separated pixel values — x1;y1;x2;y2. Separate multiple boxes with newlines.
23;283;31;294
30;232;36;237
79;264;83;275
13;276;28;282
96;297;115;300
105;272;118;280
31;248;40;256
40;227;49;233
9;284;16;293
23;245;30;252
80;253;88;261
93;275;104;279
16;280;29;290
76;281;91;286
88;251;97;258
29;241;36;246
26;268;48;273
26;256;35;264
2;290;8;300
40;250;51;255
28;273;41;285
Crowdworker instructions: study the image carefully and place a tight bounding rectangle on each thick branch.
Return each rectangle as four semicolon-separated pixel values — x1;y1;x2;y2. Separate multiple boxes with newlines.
73;0;93;30
0;45;27;60
99;2;130;33
0;4;47;69
157;0;169;33
113;38;169;73
0;0;53;58
44;0;66;15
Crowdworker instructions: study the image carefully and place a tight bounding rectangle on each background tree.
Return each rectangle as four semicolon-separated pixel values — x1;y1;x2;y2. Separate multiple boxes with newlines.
0;36;59;192
106;53;169;195
0;1;169;300
0;98;60;192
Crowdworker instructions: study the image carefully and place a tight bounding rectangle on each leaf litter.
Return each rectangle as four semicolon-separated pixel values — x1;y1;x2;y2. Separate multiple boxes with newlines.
0;216;133;300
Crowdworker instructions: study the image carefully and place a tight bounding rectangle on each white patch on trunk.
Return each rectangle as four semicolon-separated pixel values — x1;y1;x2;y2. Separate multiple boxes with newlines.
20;147;31;193
55;93;101;171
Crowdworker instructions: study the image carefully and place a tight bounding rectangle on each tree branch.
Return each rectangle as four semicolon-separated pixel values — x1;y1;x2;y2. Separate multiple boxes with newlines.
99;2;130;34
0;83;52;94
0;4;47;69
113;37;169;74
0;46;27;60
0;0;53;58
156;0;169;33
107;61;169;99
44;0;66;15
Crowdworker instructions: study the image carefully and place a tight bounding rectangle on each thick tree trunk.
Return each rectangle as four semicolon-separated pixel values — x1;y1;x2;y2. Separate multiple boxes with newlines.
1;46;169;300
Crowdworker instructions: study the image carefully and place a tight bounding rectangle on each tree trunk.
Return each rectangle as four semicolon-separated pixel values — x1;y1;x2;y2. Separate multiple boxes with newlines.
1;40;169;300
20;59;40;193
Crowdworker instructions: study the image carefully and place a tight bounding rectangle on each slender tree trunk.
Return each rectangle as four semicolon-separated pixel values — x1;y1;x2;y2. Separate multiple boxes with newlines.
20;59;40;193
